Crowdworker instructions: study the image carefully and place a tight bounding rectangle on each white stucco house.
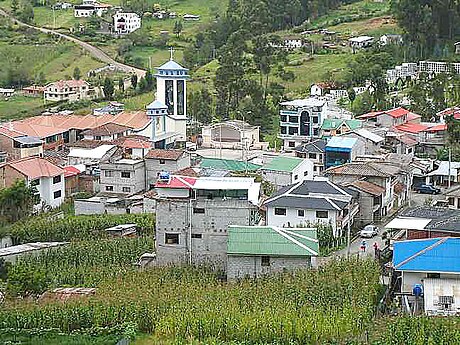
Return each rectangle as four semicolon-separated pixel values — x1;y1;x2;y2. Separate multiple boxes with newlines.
0;157;65;209
263;178;359;237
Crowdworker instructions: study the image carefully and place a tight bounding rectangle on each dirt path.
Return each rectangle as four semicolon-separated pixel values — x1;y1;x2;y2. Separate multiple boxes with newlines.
0;8;146;82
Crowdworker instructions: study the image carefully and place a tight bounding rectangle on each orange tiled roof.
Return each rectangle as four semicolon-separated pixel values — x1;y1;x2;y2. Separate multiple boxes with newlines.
46;80;89;90
5;157;64;179
9;121;67;138
0;125;26;138
393;123;428;134
82;123;130;136
145;149;185;160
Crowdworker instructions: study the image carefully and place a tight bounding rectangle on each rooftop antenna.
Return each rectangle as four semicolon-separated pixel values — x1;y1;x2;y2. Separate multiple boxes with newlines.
169;47;174;61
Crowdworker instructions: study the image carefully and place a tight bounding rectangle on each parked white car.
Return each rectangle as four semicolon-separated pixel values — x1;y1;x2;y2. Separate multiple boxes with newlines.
360;225;379;238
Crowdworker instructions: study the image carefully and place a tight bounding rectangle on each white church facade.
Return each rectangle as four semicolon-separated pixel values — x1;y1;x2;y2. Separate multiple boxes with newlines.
135;58;188;149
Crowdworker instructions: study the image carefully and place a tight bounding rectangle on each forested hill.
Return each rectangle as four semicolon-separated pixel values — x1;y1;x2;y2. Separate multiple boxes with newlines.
185;0;361;67
392;0;460;58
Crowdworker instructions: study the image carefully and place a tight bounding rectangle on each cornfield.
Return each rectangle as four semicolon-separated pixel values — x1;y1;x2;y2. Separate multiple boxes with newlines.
8;237;154;289
0;214;155;244
0;259;382;344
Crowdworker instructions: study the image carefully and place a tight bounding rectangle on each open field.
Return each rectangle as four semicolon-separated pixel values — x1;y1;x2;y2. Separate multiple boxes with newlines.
0;95;45;121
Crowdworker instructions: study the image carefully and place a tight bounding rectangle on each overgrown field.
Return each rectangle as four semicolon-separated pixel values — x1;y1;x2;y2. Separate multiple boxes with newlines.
0;259;381;344
8;237;154;293
0;213;155;243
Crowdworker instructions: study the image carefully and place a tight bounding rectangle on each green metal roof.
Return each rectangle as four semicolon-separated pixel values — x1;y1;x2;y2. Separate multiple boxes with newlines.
321;118;362;131
227;226;319;256
200;158;261;172
262;156;304;172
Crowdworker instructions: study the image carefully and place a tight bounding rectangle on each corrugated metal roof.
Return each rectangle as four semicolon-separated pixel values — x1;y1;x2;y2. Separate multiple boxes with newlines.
393;238;460;273
326;136;358;149
200;158;261;172
262;156;304;172
227;226;318;256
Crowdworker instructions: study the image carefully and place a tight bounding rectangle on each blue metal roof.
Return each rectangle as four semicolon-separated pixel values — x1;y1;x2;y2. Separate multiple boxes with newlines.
393;238;460;273
326;136;358;149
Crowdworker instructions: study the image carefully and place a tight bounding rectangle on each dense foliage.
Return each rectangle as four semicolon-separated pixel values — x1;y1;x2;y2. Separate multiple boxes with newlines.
380;316;460;344
0;213;155;244
0;180;37;224
0;259;381;343
392;0;460;59
7;237;154;295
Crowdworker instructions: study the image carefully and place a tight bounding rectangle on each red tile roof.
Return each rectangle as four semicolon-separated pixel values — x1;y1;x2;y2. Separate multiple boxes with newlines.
425;124;447;132
121;138;151;149
82;123;130;136
393;123;428;134
384;107;410;118
64;166;81;178
349;180;385;196
0;125;26;138
145;149;185;160
155;176;197;189
174;167;199;177
5;157;64;179
406;112;422;122
46;80;89;90
9;121;67;138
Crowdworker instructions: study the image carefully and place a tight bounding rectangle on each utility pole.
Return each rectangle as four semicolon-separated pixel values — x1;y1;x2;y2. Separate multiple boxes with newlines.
346;202;351;258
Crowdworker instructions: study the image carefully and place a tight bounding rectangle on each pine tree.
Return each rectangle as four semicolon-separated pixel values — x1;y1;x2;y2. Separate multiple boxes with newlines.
103;77;114;100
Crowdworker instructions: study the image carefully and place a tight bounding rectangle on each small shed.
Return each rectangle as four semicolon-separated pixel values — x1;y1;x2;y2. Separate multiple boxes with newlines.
261;156;313;188
227;226;319;280
105;223;137;237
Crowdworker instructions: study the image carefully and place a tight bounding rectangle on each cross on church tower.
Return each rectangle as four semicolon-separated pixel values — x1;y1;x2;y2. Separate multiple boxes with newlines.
169;47;175;61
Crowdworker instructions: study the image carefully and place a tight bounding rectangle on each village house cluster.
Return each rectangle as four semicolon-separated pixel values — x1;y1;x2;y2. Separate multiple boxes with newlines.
2;51;460;304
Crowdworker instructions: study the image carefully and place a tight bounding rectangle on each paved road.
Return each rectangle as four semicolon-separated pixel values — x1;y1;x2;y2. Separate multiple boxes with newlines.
0;8;146;82
333;226;386;259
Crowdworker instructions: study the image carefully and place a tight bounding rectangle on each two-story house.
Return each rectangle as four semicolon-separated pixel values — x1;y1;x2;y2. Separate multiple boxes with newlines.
44;80;94;103
294;139;326;175
325;161;411;218
0;157;65;208
263;178;359;237
113;12;141;35
81;123;131;141
0;126;43;161
154;175;261;269
358;107;415;128
325;137;365;169
145;149;191;189
260;156;314;189
99;158;146;195
279;98;327;149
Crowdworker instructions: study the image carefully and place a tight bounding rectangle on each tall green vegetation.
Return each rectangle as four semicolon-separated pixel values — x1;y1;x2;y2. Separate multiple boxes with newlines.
392;0;460;59
0;259;381;343
0;180;37;224
0;213;155;243
7;237;154;295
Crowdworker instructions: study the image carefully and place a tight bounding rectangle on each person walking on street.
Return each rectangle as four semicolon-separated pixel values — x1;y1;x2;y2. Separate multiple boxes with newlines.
361;240;367;253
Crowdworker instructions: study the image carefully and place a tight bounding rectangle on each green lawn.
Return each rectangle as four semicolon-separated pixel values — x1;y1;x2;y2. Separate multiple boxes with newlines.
0;95;45;120
328;15;402;37
308;0;390;30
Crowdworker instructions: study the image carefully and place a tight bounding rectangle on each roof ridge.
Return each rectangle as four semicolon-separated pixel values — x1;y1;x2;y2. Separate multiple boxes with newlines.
325;197;341;210
273;227;318;255
395;237;448;270
282;228;319;243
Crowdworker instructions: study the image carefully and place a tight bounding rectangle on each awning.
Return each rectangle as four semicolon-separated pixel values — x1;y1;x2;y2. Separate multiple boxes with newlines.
385;217;432;230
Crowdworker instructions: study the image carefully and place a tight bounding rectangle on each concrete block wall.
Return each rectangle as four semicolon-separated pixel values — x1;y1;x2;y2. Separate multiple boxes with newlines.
155;198;256;269
227;255;312;280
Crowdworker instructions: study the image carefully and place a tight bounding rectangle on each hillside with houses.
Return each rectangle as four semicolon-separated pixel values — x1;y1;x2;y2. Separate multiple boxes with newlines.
1;0;460;344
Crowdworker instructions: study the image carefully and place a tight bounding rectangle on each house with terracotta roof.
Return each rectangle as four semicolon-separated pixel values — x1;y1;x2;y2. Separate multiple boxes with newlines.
116;135;152;159
22;85;45;97
0;157;65;208
346;179;385;224
325;161;411;217
44;79;94;102
359;107;416;127
145;149;191;189
82;123;131;141
0;126;43;161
